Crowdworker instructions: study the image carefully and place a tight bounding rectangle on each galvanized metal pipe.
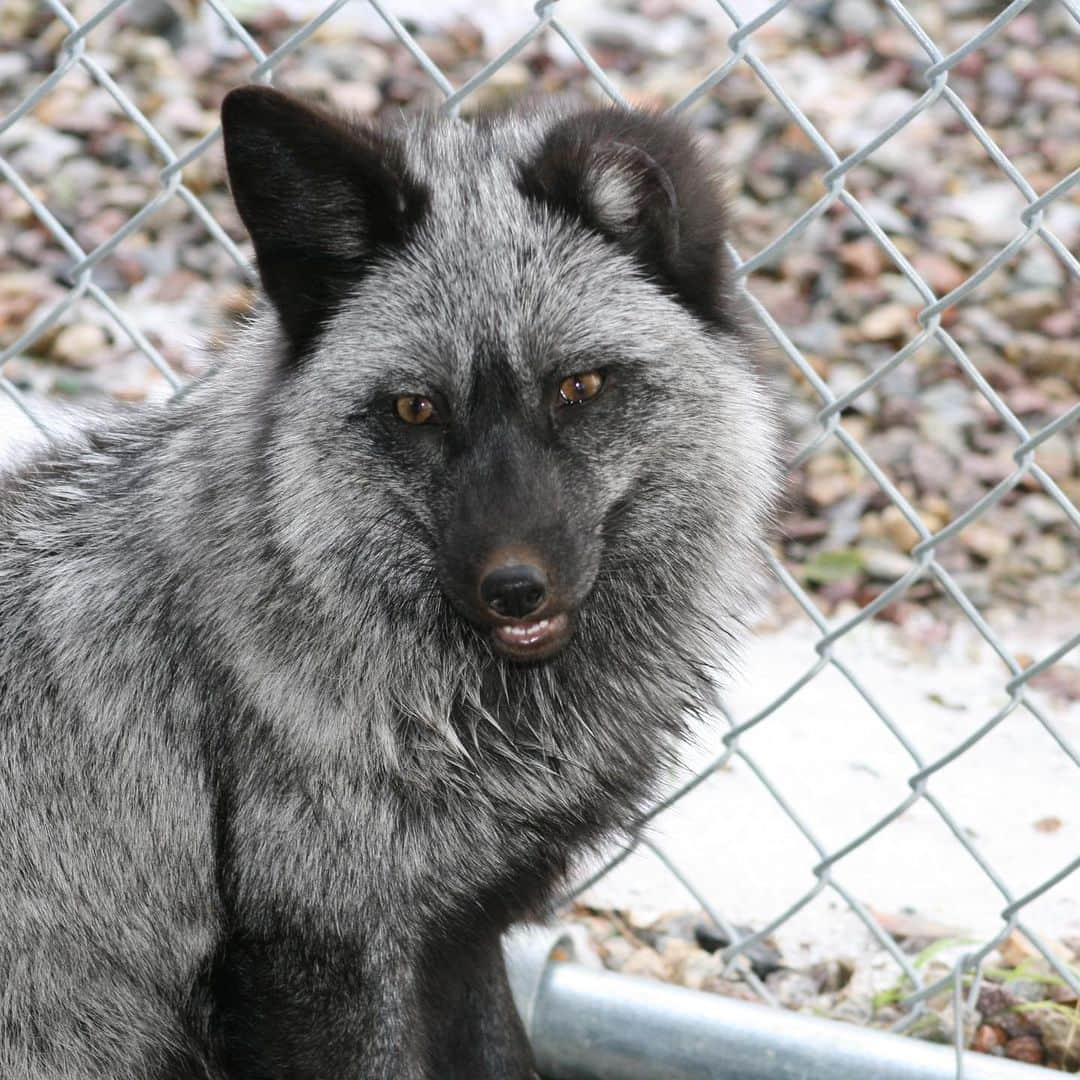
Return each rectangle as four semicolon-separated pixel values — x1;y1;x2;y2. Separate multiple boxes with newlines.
505;928;1050;1080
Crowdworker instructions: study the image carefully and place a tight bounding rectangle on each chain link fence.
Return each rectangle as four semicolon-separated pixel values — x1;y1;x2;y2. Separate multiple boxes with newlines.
1;0;1077;1076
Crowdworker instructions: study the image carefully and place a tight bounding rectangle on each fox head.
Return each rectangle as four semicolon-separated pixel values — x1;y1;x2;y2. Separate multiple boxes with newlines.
220;87;778;673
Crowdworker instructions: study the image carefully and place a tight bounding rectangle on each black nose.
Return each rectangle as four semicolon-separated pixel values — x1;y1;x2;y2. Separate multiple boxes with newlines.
480;564;549;619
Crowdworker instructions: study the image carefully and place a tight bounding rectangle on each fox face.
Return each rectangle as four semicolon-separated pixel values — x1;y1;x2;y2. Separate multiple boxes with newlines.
221;88;777;669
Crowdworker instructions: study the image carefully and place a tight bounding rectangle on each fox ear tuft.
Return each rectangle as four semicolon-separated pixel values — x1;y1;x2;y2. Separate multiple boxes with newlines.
221;86;427;359
519;109;732;327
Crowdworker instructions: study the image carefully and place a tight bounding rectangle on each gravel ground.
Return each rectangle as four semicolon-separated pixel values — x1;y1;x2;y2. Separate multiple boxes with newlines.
1;0;1076;1069
570;903;1079;1070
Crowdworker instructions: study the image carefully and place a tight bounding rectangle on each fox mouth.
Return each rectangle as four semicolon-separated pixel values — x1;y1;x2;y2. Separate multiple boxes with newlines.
491;612;572;661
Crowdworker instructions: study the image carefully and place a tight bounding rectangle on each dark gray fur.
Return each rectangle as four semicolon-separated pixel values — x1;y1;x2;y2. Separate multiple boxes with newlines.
0;92;780;1078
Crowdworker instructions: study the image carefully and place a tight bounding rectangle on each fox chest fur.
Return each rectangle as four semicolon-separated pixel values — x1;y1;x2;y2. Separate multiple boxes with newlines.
219;694;616;941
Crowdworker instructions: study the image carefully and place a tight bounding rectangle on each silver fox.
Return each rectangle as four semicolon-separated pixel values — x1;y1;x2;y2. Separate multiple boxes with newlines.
0;88;780;1079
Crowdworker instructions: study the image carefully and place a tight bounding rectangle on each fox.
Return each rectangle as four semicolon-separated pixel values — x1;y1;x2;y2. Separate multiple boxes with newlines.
0;87;780;1078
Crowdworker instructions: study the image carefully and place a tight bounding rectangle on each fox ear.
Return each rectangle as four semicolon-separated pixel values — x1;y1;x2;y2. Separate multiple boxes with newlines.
519;109;732;326
221;86;427;358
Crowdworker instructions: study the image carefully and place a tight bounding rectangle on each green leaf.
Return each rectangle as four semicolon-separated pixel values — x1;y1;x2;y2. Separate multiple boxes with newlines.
872;985;906;1009
802;548;865;585
911;937;979;970
1013;1002;1080;1019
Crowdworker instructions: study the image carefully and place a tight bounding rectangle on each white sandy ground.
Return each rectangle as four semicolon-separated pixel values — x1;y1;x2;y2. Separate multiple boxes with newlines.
576;614;1079;965
0;394;86;459
2;395;1077;964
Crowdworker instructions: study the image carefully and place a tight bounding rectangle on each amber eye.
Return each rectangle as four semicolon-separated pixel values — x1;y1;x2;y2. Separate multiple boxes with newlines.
558;370;605;405
395;395;438;425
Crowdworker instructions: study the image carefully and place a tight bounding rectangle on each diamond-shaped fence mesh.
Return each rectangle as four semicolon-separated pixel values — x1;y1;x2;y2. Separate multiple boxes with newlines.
1;0;1077;1075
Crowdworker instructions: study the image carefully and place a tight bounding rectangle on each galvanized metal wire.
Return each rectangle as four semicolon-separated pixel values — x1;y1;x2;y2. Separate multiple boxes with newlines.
1;2;1076;1076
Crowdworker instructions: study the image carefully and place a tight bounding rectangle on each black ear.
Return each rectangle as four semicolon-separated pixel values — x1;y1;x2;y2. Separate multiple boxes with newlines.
221;86;427;359
519;109;732;327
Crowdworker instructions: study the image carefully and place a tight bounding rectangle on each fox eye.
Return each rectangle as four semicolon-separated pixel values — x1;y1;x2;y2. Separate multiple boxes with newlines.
395;395;438;425
558;370;605;405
